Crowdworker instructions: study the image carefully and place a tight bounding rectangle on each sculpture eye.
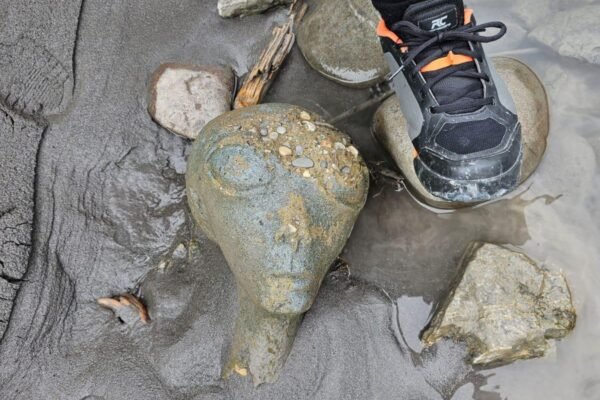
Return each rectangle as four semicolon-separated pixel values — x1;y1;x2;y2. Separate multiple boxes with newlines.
208;145;273;192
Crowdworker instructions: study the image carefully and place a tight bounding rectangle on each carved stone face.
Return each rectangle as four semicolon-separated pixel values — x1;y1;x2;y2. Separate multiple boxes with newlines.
186;104;369;315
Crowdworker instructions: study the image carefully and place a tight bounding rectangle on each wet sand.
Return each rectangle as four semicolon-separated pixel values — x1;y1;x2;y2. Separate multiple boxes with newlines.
0;0;599;399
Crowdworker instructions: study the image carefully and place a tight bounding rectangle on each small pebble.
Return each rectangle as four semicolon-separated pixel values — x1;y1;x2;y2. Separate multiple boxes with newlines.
276;126;287;135
300;111;311;121
347;145;359;157
292;157;314;168
233;125;241;131
302;170;311;178
303;121;317;132
341;166;351;174
173;243;187;259
279;146;292;156
249;128;258;134
260;128;268;136
295;145;304;155
334;142;345;150
320;160;328;168
269;131;279;140
288;224;298;233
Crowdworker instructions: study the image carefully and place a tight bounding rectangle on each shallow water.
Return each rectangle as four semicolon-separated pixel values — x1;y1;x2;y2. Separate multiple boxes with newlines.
275;0;600;397
0;0;599;399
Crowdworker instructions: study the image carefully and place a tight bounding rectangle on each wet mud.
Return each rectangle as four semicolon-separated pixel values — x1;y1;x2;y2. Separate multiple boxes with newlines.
0;0;599;399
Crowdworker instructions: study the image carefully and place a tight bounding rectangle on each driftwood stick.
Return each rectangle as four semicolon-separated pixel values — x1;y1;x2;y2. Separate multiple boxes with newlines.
233;1;306;109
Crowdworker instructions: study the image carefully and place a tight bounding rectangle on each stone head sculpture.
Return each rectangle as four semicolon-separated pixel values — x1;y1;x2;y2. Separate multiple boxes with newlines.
186;103;369;385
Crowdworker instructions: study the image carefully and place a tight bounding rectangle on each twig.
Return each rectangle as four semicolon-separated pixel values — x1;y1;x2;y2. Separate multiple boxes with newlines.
233;1;307;109
328;90;394;124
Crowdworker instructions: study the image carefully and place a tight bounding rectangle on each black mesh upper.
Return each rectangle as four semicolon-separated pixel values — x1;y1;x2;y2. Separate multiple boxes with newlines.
435;119;505;154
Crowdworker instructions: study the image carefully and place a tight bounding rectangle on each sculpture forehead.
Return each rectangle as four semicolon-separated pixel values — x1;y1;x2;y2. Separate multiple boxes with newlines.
191;103;369;204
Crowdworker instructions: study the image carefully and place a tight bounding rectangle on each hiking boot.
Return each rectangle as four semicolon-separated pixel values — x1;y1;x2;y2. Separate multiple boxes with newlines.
376;0;522;202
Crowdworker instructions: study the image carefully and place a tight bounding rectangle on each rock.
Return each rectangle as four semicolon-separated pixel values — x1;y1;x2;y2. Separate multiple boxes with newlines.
297;0;388;88
186;103;369;384
148;63;234;140
217;0;290;18
269;131;279;140
373;57;550;209
302;121;317;132
278;145;292;156
529;5;600;65
422;242;576;366
292;157;314;168
299;111;311;121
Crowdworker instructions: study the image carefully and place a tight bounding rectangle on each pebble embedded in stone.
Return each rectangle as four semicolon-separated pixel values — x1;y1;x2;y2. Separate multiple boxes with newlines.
334;142;345;150
302;170;311;178
303;121;317;132
341;166;351;174
295;145;303;155
278;146;292;156
347;145;359;157
299;111;312;121
260;127;268;136
269;131;279;140
320;160;328;169
276;126;287;135
292;157;314;169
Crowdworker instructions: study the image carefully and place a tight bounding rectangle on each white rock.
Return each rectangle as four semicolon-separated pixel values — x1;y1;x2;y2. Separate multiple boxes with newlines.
149;63;234;140
529;5;600;65
217;0;290;18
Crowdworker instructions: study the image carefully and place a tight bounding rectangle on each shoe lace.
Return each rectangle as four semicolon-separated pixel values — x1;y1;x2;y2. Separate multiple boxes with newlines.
387;20;507;114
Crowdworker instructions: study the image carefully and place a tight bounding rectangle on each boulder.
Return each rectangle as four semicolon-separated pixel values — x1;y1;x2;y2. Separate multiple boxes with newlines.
217;0;290;18
148;63;234;140
422;242;576;366
372;57;550;209
297;0;388;88
529;5;600;65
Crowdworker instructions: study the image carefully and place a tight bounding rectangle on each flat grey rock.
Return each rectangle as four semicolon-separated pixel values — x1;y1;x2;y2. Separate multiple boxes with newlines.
297;0;388;88
372;57;550;209
422;242;576;366
218;0;291;18
149;63;234;140
530;5;600;65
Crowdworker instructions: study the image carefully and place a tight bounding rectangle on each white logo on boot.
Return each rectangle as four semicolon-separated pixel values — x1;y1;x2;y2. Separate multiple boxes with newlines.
430;16;450;30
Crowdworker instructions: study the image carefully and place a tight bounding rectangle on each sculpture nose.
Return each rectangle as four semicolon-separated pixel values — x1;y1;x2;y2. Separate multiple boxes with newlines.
274;194;313;253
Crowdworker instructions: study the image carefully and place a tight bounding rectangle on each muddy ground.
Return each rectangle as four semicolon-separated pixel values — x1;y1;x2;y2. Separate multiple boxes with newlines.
0;0;599;399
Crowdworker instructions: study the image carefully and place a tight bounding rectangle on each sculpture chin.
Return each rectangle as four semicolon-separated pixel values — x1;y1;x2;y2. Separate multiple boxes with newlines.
254;278;317;315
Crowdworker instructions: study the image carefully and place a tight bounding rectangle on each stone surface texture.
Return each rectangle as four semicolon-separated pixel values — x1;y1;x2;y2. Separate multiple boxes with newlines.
149;63;234;140
528;5;600;65
218;0;291;18
186;103;369;384
422;242;576;365
297;0;388;88
373;57;550;209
